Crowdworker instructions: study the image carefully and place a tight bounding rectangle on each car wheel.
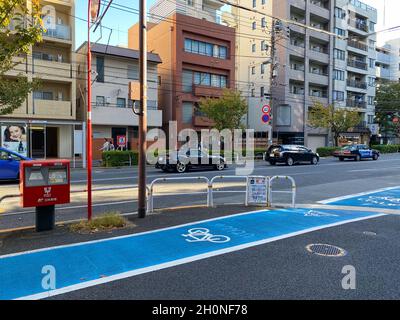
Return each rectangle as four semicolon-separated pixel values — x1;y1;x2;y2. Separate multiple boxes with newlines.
286;157;294;166
215;162;225;171
311;156;319;165
339;157;344;161
269;160;276;166
355;154;361;161
373;154;379;161
176;162;187;173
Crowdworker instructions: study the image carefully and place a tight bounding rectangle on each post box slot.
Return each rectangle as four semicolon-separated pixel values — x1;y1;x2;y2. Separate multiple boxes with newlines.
25;167;47;187
48;167;68;185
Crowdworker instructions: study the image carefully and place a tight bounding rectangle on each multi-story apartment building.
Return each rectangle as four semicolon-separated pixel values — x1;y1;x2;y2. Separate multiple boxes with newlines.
376;39;400;83
222;0;273;148
271;0;378;149
75;43;163;161
128;1;236;138
0;0;80;160
225;0;377;150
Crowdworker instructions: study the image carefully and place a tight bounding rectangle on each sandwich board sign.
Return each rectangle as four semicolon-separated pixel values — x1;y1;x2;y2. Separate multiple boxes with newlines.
247;176;268;205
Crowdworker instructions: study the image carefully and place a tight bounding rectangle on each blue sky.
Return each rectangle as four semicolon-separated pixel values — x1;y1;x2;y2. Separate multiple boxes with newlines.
75;0;157;48
75;0;400;49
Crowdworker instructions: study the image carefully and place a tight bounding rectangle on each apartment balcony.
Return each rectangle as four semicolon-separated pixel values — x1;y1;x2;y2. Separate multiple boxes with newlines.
43;24;71;41
33;99;72;118
193;115;215;127
346;99;367;109
309;1;330;20
32;58;73;80
347;39;368;52
376;66;391;80
347;79;367;90
290;0;306;10
193;85;224;97
347;59;368;71
348;19;368;33
308;48;329;64
289;68;305;82
309;68;329;86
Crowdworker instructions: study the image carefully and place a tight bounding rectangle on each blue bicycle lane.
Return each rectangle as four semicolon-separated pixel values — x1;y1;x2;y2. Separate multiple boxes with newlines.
321;186;400;210
0;207;384;300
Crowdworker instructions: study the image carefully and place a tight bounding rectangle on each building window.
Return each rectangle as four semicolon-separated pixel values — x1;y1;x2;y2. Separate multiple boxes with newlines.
261;17;266;28
96;56;104;83
333;69;345;81
182;70;193;92
96;96;105;107
261;63;265;74
184;38;228;59
368;96;375;105
252;43;256;53
128;64;138;80
182;102;193;123
334;49;345;61
334;28;346;37
333;91;345;101
261;40;266;51
251;66;255;75
368;77;376;87
252;21;256;30
368;115;374;124
276;105;291;126
369;58;375;68
260;86;264;97
117;98;126;108
253;0;256;8
334;7;346;19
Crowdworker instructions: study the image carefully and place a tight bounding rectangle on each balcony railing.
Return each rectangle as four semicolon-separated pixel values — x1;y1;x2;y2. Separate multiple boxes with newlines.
43;24;71;40
347;79;367;89
346;99;367;108
347;59;368;70
347;39;368;51
348;19;368;32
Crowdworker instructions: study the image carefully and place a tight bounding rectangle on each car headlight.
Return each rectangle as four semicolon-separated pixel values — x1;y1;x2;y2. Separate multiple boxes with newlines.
316;153;320;157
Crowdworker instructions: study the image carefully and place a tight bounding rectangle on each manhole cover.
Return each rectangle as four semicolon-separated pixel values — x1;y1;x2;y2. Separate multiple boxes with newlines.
306;244;346;257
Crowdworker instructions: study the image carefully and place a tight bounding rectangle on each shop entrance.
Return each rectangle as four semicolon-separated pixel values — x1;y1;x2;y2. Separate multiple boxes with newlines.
30;126;59;158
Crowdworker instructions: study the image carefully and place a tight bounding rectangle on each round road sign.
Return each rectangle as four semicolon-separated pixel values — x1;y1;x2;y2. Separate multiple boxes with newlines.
262;105;271;114
262;114;271;123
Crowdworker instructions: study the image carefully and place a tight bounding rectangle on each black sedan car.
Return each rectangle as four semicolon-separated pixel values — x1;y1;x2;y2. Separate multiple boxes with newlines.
333;144;380;161
265;145;320;166
156;149;227;173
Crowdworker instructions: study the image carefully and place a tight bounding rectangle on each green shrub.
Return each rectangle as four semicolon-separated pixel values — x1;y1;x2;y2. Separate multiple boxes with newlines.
316;147;341;157
102;151;139;167
371;145;400;154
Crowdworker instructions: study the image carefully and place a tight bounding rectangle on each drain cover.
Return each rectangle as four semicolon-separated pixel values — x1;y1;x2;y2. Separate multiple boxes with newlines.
306;244;346;257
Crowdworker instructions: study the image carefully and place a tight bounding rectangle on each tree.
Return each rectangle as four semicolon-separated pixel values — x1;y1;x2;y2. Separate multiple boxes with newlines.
198;89;248;131
375;82;400;140
0;0;43;115
308;102;362;146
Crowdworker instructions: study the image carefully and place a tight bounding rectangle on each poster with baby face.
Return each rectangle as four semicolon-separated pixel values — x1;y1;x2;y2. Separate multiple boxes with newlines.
1;125;28;157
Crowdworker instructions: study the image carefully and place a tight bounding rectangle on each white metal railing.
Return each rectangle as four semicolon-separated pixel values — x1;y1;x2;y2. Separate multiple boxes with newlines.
209;175;249;207
147;176;210;213
268;176;297;208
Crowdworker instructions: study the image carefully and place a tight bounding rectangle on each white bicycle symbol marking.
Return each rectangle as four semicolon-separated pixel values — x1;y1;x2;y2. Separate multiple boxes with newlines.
182;228;231;243
363;196;400;207
304;210;339;217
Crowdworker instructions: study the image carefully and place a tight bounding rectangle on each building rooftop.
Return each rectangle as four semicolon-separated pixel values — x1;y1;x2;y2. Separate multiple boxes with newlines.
77;42;162;64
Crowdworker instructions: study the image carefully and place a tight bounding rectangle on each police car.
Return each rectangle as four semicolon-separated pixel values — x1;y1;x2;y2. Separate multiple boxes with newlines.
333;144;380;162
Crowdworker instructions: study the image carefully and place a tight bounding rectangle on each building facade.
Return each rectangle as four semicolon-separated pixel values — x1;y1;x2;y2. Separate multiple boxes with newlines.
222;0;273;148
75;43;163;161
128;8;236;138
1;0;80;160
376;39;400;83
219;0;378;150
270;0;377;149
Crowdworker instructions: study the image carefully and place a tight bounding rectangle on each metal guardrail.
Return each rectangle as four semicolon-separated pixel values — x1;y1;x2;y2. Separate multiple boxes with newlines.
209;176;249;207
148;176;210;213
268;176;296;208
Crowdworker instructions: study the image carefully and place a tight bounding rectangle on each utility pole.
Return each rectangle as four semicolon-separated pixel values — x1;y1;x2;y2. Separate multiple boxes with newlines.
138;0;148;218
268;19;277;146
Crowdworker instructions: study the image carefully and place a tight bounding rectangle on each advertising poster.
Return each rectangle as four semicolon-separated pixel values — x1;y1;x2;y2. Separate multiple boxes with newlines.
1;125;28;157
247;177;268;205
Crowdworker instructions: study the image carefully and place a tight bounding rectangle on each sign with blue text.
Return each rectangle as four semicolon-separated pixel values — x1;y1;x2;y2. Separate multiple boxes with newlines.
247;177;268;205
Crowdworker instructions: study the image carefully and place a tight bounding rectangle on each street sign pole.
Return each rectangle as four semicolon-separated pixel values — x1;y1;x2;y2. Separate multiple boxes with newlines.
138;0;148;218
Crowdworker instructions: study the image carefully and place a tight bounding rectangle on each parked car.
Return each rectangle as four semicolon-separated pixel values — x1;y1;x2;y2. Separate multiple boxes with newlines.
333;144;380;161
156;149;227;173
265;145;320;166
0;147;32;181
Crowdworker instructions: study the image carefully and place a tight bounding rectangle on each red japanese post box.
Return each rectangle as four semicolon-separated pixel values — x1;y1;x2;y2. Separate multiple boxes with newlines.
20;160;70;231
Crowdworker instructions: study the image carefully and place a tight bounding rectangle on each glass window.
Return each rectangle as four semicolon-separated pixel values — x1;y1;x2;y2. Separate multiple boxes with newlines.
211;74;220;87
117;98;126;108
182;102;193;123
128;64;138;80
96;56;104;82
194;72;201;85
184;39;192;52
219;46;227;59
276;105;291;126
96;96;105;107
201;73;211;86
206;43;213;56
220;76;227;88
182;70;193;92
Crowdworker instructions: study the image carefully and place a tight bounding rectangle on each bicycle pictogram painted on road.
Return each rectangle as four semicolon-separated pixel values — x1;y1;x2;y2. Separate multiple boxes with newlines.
182;228;231;243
